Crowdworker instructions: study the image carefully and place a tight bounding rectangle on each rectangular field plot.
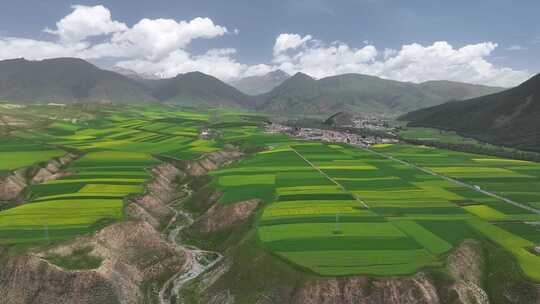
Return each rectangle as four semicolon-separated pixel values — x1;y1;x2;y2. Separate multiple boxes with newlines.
0;199;123;244
245;142;540;278
0;150;159;245
0;139;65;172
375;144;540;211
259;222;407;241
370;144;540;281
391;220;452;254
2;106;260;245
468;219;540;281
278;249;440;276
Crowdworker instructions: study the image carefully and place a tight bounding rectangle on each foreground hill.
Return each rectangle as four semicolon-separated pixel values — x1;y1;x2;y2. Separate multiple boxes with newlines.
257;73;503;115
229;70;290;95
402;73;540;151
151;71;250;107
0;58;154;103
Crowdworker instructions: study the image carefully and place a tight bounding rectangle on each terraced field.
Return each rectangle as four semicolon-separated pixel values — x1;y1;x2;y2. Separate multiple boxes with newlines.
213;142;540;280
2;104;540;282
0;105;288;246
0;139;65;173
0;151;158;244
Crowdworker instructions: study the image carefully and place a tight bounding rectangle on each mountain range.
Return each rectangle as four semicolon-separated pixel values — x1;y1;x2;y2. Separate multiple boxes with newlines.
402;73;540;152
256;72;503;115
150;72;249;108
0;58;154;104
0;58;504;115
229;70;290;95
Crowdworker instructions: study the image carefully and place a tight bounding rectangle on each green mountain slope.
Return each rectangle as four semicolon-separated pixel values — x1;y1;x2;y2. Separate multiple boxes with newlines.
152;71;251;108
0;58;154;103
0;58;505;115
402;74;540;151
257;73;503;115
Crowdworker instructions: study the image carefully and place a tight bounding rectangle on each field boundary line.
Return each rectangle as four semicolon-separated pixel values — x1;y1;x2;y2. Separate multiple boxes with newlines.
359;146;540;215
289;145;370;209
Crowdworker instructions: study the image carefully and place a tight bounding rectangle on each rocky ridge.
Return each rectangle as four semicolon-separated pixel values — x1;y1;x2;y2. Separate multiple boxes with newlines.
292;273;439;304
192;199;261;235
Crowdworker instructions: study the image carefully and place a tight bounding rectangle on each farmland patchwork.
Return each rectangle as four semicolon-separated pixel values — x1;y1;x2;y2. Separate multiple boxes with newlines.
214;143;540;279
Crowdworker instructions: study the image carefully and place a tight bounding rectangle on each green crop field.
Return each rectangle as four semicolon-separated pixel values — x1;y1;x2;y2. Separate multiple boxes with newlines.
0;104;288;246
2;103;540;283
0;139;65;173
213;142;540;280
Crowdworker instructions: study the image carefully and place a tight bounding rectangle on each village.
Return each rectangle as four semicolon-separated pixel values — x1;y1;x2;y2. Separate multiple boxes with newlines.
265;122;398;147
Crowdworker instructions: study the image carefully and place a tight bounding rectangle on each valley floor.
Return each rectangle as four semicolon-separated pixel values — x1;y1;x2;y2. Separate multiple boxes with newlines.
0;103;539;303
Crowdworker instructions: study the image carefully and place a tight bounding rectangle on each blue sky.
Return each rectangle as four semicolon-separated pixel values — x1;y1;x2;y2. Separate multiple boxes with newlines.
1;0;538;86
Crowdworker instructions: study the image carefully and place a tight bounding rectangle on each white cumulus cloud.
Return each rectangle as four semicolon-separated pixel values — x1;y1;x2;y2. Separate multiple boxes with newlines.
273;33;312;56
271;35;531;87
44;5;127;43
106;17;228;60
0;5;243;80
0;5;533;86
116;48;251;80
0;37;86;59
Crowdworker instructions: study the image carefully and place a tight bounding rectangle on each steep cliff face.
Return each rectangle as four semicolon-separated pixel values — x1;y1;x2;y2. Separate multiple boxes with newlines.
293;274;439;304
127;163;185;229
30;152;79;183
91;220;186;303
182;150;243;176
0;256;119;304
0;152;79;203
191;199;260;235
187;190;223;213
447;240;488;304
0;169;27;202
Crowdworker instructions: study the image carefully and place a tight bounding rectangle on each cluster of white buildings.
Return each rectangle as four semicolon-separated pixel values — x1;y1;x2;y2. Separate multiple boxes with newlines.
265;123;397;147
351;115;391;130
264;123;292;134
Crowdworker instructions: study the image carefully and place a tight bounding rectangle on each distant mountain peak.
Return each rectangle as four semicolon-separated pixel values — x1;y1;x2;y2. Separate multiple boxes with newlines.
153;70;248;108
258;71;503;115
267;69;290;78
111;66;163;80
291;72;314;80
229;70;291;95
0;57;154;104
